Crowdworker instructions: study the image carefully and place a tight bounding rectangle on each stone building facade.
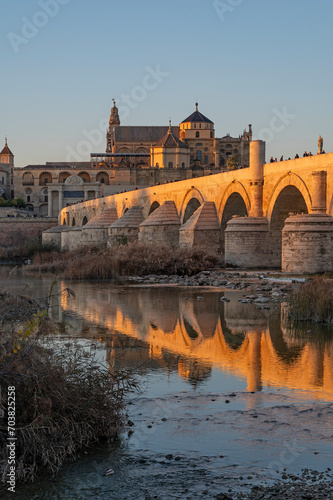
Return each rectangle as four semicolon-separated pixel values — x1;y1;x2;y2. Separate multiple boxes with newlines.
104;101;252;169
14;102;252;216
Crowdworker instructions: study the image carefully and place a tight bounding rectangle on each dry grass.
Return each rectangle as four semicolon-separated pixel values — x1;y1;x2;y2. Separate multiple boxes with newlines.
0;292;137;484
29;242;221;279
287;276;333;324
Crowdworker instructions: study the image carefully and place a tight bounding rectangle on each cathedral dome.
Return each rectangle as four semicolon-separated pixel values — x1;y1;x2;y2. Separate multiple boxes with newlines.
181;103;213;124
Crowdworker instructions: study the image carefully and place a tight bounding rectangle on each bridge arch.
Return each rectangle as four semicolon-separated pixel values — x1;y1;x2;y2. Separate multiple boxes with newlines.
148;200;160;215
218;181;251;222
265;173;311;223
179;188;205;224
266;174;310;267
218;182;250;257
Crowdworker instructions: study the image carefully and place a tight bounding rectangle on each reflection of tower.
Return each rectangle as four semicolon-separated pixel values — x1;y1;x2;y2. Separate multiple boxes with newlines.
106;100;120;153
177;357;212;388
246;332;262;392
308;345;324;387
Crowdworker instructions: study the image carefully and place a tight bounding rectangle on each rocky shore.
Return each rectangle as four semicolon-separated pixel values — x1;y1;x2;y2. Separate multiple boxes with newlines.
233;470;333;499
127;270;304;305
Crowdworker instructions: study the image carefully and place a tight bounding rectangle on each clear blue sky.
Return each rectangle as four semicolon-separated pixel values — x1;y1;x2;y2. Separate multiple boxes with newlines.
1;0;332;167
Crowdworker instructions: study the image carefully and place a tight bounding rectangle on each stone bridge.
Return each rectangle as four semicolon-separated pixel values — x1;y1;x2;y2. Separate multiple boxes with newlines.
53;141;333;273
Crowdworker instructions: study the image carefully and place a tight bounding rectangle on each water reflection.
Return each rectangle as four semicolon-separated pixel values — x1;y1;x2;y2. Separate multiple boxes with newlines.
54;282;333;400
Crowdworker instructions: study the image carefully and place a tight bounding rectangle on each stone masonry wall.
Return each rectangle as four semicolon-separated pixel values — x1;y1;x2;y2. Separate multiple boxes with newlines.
0;219;58;254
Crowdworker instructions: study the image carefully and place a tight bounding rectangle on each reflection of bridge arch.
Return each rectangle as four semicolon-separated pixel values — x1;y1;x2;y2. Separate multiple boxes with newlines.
265;173;311;223
220;313;247;350
180;188;205;223
268;314;305;365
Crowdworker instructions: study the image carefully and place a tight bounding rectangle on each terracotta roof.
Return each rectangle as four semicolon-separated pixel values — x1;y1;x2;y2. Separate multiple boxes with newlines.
139;201;180;227
83;208;118;228
110;206;144;228
180;202;220;231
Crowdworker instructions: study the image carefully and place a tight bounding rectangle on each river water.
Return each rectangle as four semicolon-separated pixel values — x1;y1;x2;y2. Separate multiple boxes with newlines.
1;268;333;499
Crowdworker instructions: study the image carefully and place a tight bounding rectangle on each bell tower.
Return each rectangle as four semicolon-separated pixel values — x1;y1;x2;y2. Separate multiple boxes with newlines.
0;138;14;199
106;99;120;153
0;138;14;166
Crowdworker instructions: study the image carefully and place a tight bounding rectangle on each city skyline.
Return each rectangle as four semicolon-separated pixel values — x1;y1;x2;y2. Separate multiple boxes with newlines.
1;0;332;167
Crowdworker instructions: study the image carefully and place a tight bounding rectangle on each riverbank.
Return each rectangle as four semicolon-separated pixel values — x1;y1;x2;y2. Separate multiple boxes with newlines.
127;269;303;304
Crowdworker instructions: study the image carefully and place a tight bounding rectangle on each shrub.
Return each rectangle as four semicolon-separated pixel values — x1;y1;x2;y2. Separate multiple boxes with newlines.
0;291;137;483
29;242;222;279
287;277;333;324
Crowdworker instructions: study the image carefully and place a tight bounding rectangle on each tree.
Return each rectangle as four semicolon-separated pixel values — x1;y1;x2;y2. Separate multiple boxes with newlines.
226;155;239;170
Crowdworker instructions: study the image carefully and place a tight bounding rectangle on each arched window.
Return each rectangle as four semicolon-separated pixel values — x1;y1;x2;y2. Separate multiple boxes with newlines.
59;171;70;183
196;132;200;138
196;150;203;163
96;172;109;185
22;172;34;186
78;172;91;183
39;172;52;186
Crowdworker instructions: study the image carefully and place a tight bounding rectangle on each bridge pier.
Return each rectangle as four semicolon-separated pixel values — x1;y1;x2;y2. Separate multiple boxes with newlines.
282;171;333;273
108;206;144;248
179;201;220;253
224;216;272;268
138;201;181;247
224;140;272;268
